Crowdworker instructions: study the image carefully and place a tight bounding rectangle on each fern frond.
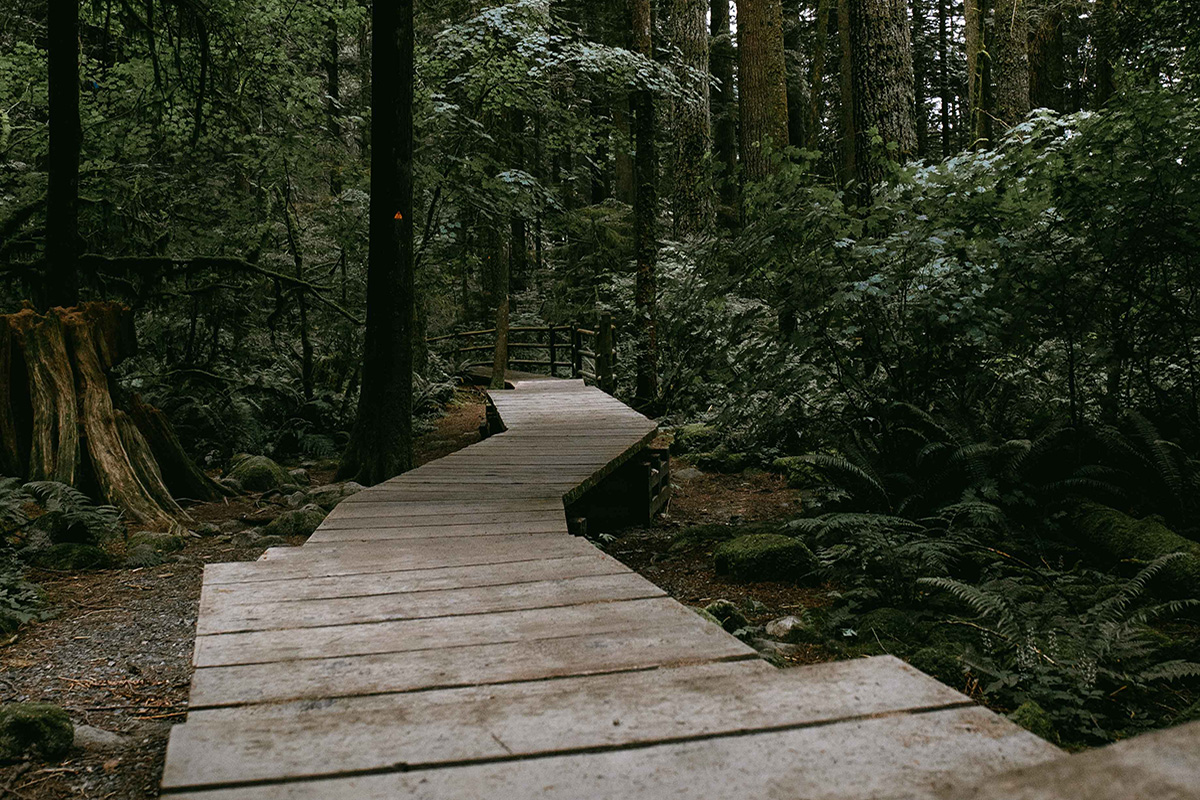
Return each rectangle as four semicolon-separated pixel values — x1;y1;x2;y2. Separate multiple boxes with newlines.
800;454;890;510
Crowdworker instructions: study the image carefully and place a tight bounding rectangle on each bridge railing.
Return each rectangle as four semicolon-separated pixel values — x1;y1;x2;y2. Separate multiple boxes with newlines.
426;311;617;392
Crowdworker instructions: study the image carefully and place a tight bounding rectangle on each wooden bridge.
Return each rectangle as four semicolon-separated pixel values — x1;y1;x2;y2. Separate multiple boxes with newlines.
157;375;1193;799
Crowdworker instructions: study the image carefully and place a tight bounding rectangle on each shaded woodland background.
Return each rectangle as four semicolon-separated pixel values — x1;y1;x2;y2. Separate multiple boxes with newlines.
2;0;1200;750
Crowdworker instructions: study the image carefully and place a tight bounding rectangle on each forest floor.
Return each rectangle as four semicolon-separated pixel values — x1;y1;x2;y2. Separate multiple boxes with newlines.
0;390;832;798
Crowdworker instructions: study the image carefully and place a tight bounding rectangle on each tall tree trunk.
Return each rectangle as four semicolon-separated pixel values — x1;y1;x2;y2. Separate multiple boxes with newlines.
912;0;929;158
837;0;856;185
631;0;658;409
806;0;832;151
326;14;343;194
46;0;81;308
783;0;808;150
710;0;738;214
338;0;414;484
670;0;713;236
1094;0;1117;104
848;0;917;195
965;0;992;145
938;0;951;155
1028;7;1063;110
993;0;1030;127
493;108;525;389
736;0;789;182
613;100;635;204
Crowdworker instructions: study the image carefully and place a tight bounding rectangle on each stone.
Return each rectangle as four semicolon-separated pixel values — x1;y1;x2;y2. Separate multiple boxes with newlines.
124;543;171;568
231;531;266;548
193;523;221;536
691;607;725;627
1009;701;1057;743
219;476;242;492
73;724;129;751
713;534;817;583
285;490;309;508
24;543;113;571
673;467;704;482
227;455;291;492
218;520;247;533
287;468;311;485
695;447;750;474
306;482;365;511
0;703;73;761
749;637;806;658
703;599;749;633
765;615;810;643
263;504;327;538
669;423;721;454
127;531;185;553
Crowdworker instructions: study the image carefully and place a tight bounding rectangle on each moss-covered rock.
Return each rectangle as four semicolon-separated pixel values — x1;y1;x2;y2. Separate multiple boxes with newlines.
770;456;829;489
764;614;814;643
306;482;365;511
1073;503;1200;598
670;423;721;455
24;543;113;571
263;504;327;537
123;543;171;568
0;703;74;760
127;531;185;553
1009;701;1057;742
703;599;749;633
691;606;726;628
694;447;750;474
713;534;816;582
227;455;291;492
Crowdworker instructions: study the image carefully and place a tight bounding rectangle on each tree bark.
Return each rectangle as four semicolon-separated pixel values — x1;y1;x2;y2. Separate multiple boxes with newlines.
807;0;833;151
632;0;658;409
993;0;1030;128
46;0;81;308
126;394;228;501
1094;0;1117;104
670;0;713;236
938;0;951;154
837;0;856;185
1028;7;1063;110
736;0;790;182
710;0;738;215
326;14;343;194
965;0;992;145
848;0;917;193
912;0;929;158
338;0;414;484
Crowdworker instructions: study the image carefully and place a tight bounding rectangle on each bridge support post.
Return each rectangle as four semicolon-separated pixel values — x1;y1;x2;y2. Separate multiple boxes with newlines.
598;311;615;395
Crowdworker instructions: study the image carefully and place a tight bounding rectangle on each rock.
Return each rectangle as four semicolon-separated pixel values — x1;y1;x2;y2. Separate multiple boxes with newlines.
285;490;309;508
695;447;750;474
257;535;288;548
713;534;817;582
218;519;247;533
0;703;74;761
127;531;185;553
765;614;810;643
263;504;327;537
673;466;704;482
73;724;129;751
123;543;171;568
231;531;265;548
24;543;114;571
227;455;291;492
749;637;806;657
288;467;311;485
219;476;242;492
193;522;221;536
306;482;365;511
702;599;749;633
1009;701;1057;742
691;607;725;627
669;423;721;455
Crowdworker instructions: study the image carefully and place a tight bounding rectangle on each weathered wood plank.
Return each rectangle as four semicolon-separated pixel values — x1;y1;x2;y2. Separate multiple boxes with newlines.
196;572;666;635
317;509;565;530
307;518;567;542
188;619;756;709
163;706;1060;799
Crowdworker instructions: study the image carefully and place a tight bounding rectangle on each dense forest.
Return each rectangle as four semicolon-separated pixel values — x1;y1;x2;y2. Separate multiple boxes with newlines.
2;0;1200;786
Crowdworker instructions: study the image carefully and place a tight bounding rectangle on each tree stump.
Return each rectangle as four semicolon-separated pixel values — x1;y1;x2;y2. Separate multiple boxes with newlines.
1;302;226;530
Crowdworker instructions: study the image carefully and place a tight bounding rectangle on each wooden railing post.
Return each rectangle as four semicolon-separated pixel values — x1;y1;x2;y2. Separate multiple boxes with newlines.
548;326;557;377
598;311;615;395
572;325;583;378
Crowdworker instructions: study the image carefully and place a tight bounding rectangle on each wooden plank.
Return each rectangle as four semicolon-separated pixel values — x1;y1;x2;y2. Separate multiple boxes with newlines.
202;534;596;584
165;657;974;789
199;554;628;607
162;705;1060;799
317;508;565;529
308;518;567;542
196;572;666;635
194;595;692;667
188;619;757;709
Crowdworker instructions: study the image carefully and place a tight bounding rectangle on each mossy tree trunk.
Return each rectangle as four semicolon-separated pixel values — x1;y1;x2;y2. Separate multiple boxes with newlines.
1;303;219;529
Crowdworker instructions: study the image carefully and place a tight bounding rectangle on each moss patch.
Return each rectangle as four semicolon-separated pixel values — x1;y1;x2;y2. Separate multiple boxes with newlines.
670;423;721;454
0;703;74;761
702;599;749;632
1009;701;1057;742
713;534;817;583
24;543;113;571
228;455;291;492
263;504;327;537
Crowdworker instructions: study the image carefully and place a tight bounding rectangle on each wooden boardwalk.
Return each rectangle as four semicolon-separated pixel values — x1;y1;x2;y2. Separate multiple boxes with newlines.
161;376;1064;799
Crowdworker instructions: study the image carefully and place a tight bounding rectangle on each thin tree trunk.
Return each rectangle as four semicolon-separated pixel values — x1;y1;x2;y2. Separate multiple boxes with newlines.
282;176;314;402
46;0;81;308
848;0;917;195
1094;0;1117;104
837;0;856;185
613;100;635;204
1028;7;1063;110
807;0;832;151
338;0;414;484
965;0;992;145
710;0;738;214
632;0;658;409
189;17;209;148
736;0;790;182
326;14;343;194
993;0;1030;127
912;0;929;158
670;0;713;236
938;0;951;154
783;0;809;150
